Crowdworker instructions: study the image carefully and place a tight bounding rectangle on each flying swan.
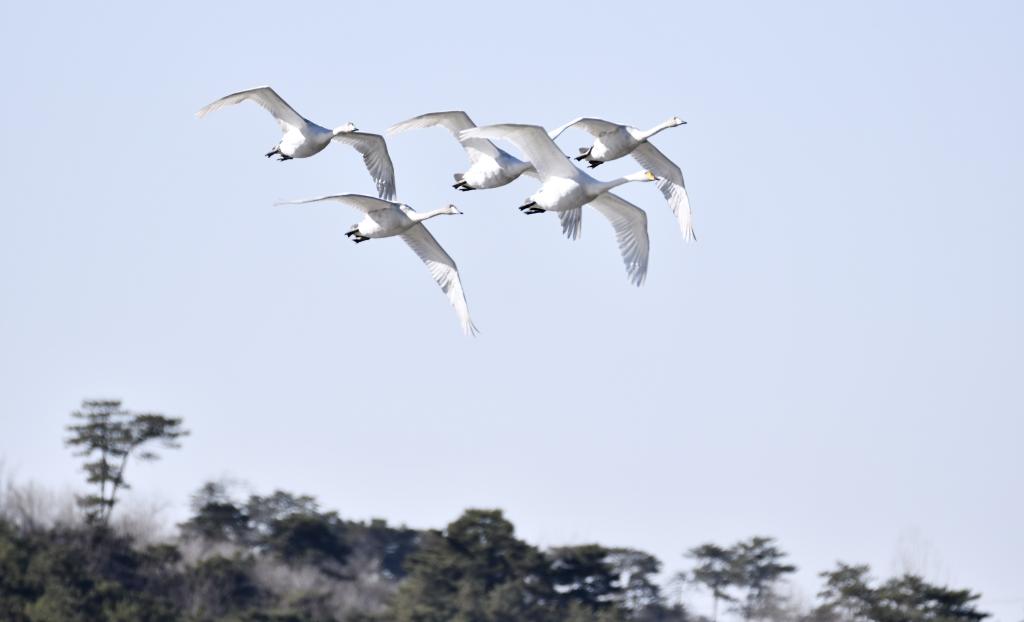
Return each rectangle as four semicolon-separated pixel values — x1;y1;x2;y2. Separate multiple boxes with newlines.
387;111;535;191
276;194;477;336
461;124;656;286
548;117;694;241
196;86;397;200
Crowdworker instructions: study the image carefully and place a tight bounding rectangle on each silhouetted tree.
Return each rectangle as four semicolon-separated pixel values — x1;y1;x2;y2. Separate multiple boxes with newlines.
730;536;796;621
816;562;989;622
606;548;663;613
686;543;737;621
548;544;623;610
64;400;188;524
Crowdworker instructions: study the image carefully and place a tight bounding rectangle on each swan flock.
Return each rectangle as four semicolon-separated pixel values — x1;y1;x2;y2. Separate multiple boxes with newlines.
197;86;696;335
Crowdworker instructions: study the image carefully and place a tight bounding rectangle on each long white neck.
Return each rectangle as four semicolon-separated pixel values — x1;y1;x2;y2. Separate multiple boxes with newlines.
408;207;453;223
593;171;652;195
636;118;678;142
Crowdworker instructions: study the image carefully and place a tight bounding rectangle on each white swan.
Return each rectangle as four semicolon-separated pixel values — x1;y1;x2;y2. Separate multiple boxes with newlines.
276;194;477;336
197;86;396;200
548;117;694;241
461;124;656;286
387;111;535;191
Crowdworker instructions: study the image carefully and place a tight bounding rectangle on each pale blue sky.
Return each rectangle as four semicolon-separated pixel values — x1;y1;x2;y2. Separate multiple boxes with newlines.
1;1;1022;619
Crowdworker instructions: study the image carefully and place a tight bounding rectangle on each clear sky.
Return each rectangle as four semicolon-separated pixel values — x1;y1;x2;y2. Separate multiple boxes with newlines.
1;1;1022;619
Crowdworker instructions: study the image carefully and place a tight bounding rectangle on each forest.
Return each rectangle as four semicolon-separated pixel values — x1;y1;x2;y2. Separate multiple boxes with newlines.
0;401;992;622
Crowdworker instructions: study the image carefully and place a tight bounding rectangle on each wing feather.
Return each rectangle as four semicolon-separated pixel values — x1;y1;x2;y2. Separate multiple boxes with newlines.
400;225;478;336
558;208;583;240
195;86;306;132
332;132;397;200
274;193;397;214
388;110;501;161
547;117;621;140
461;124;579;180
587;193;650;286
631;143;695;241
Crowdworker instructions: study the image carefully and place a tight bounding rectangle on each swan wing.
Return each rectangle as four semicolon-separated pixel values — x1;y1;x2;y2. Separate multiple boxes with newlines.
587;192;650;287
631;142;694;241
195;86;306;132
331;132;397;201
386;110;501;162
461;124;578;180
400;224;478;336
274;193;397;214
558;208;583;240
547;117;620;140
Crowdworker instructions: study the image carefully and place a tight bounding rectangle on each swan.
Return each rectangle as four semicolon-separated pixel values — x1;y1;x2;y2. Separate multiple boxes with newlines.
387;111;535;191
275;194;477;336
548;117;694;241
460;124;656;286
196;86;396;200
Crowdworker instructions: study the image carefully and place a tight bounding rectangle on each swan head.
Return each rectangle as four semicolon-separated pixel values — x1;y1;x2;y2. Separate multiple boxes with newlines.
333;122;358;135
669;116;687;127
443;204;463;215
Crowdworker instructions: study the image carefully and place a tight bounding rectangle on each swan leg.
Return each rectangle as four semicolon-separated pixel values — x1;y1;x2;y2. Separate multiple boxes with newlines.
277;154;293;161
265;147;280;158
587;160;603;168
352;236;369;243
574;147;591;162
518;201;545;215
452;180;474;191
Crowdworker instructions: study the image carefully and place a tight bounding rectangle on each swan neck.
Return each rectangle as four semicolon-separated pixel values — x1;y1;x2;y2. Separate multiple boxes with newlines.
638;119;675;141
595;177;631;195
411;208;451;222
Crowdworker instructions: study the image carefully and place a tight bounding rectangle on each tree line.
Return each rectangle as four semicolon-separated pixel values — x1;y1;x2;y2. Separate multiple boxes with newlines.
0;399;992;621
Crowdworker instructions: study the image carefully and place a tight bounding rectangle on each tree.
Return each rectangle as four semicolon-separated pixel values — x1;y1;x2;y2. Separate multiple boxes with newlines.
730;536;796;621
606;548;663;613
391;509;554;622
685;543;737;622
64;400;188;524
816;562;990;622
547;544;622;610
817;562;875;621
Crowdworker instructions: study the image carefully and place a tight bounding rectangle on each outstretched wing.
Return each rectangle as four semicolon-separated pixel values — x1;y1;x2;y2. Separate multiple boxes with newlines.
547;117;621;140
631;142;694;241
400;224;478;336
195;86;306;132
332;132;397;200
387;110;501;162
461;124;579;180
587;193;650;287
274;193;397;214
